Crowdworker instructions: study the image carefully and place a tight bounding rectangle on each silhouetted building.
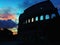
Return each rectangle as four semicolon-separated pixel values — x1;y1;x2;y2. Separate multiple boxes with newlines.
18;0;60;45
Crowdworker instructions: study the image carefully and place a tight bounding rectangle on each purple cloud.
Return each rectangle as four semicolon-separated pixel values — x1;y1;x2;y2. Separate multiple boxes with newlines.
0;19;17;28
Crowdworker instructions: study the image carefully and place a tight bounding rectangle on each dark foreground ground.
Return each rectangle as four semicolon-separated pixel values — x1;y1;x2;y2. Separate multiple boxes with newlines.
0;41;23;45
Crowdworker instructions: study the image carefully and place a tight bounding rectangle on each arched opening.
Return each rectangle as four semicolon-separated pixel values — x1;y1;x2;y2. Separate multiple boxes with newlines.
51;14;56;19
35;16;38;21
26;20;27;24
45;14;50;20
40;15;44;20
28;19;30;23
31;18;34;22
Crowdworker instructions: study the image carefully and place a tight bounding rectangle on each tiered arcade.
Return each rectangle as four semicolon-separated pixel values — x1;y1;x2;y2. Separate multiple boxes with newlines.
18;0;60;45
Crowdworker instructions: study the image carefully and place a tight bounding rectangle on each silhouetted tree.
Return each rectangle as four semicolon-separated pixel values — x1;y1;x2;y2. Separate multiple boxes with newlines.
0;28;13;41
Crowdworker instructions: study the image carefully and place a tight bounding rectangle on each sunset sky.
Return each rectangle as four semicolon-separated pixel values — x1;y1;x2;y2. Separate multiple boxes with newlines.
0;0;60;24
0;0;60;35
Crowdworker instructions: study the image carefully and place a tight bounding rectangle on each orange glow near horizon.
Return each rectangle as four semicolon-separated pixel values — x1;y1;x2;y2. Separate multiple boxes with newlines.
0;28;18;35
0;14;16;21
9;28;18;35
0;14;17;35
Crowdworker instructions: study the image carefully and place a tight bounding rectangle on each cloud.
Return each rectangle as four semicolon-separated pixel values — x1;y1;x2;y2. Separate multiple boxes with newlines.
0;7;18;14
0;7;17;21
0;13;16;20
0;7;19;24
0;19;17;28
